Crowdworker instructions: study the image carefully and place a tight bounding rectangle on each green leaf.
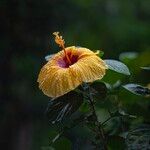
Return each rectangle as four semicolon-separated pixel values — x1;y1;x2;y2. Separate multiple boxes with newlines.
79;101;90;113
101;69;126;85
104;59;130;75
46;91;83;124
140;66;150;70
119;52;138;62
126;124;150;150
95;50;104;57
122;84;150;97
99;50;104;57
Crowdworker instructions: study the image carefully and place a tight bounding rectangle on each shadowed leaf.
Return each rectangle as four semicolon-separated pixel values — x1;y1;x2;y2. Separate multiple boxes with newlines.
123;84;150;97
104;59;130;75
46;91;83;124
90;82;107;100
126;124;150;150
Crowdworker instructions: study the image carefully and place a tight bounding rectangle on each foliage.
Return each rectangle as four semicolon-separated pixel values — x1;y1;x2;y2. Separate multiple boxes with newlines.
45;52;150;150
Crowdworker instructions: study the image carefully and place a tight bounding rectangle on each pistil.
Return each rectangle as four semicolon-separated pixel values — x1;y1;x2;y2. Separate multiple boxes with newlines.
53;32;72;65
61;44;72;65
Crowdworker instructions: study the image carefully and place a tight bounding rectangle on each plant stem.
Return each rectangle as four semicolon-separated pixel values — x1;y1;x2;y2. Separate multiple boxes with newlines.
87;85;108;150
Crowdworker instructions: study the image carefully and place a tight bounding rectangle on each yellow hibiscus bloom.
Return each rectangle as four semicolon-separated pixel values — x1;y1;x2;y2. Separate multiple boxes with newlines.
37;32;107;98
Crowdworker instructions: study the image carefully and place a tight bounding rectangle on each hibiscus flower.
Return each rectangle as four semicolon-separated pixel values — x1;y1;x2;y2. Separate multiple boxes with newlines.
37;32;107;98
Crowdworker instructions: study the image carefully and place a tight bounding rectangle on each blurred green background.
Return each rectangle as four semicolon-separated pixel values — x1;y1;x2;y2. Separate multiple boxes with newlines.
1;0;150;150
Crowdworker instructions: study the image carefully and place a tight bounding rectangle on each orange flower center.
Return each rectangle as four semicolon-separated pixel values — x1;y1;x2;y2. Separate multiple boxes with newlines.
57;51;79;68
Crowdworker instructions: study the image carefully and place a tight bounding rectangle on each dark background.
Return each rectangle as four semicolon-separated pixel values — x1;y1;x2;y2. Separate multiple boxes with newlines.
1;0;150;150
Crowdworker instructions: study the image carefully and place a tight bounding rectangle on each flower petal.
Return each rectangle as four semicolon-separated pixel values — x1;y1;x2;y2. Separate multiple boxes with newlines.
38;65;81;98
70;55;107;82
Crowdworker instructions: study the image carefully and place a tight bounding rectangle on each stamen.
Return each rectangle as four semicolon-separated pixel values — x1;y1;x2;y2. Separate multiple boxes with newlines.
53;32;71;65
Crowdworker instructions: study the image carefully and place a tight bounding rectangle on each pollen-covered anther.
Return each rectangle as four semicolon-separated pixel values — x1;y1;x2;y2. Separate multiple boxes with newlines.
53;32;65;48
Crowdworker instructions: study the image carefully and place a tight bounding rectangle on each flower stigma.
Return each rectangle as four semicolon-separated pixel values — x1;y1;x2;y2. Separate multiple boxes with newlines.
53;32;72;65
